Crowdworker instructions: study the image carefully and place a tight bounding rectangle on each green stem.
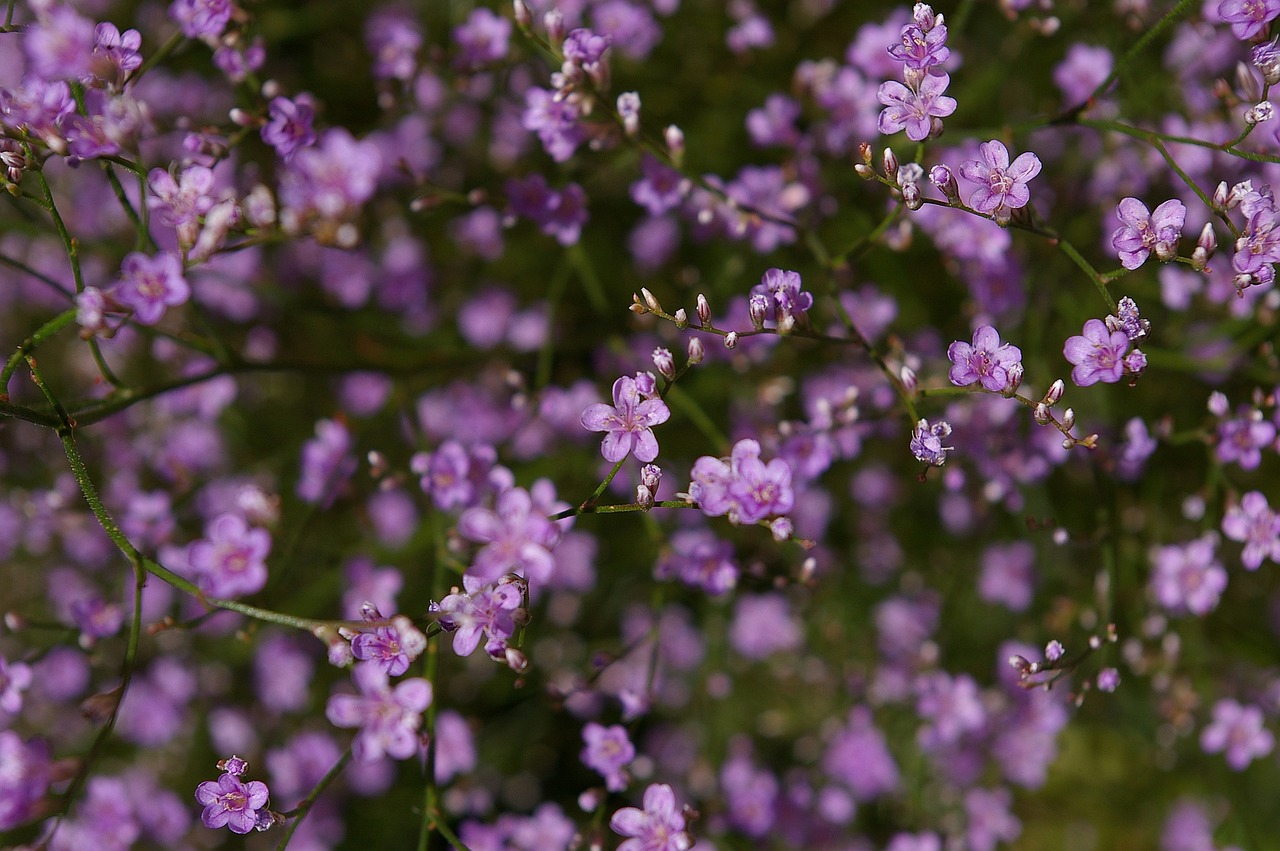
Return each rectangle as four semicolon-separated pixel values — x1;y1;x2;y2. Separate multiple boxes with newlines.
0;308;78;400
274;749;353;849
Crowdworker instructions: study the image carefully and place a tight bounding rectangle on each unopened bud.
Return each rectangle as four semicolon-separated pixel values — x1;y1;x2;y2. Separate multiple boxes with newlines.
686;337;704;364
544;10;565;43
724;331;738;349
769;516;793;541
882;147;899;180
665;125;684;167
652;347;675;379
641;463;662;490
1213;180;1230;209
504;646;529;672
1244;100;1274;125
854;163;875;179
636;483;654;507
640;287;662;312
1060;407;1075;430
631;293;649;314
673;308;688;328
929;164;959;203
858;141;873;166
1208;390;1229;417
899;364;918;394
696;293;712;326
901;181;922;210
617;91;641;136
1194;222;1216;262
513;0;532;28
1043;379;1065;407
1033;402;1051;425
749;294;769;329
1227;180;1253;209
1238;62;1264;104
1004;363;1023;395
913;2;939;30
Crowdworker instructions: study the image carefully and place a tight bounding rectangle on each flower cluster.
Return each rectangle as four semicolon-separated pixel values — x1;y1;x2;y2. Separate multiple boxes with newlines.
877;4;957;142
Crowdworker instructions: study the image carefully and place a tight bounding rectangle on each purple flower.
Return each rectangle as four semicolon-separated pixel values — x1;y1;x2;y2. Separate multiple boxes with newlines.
910;418;953;467
0;732;51;830
350;604;427;676
279;128;382;232
262;95;317;160
458;487;559;584
978;540;1036;611
947;325;1023;392
580;375;672;463
325;664;432;762
366;6;421;82
113;252;189;326
689;438;794;525
92;23;143;82
436;575;522;657
729;592;803;660
750;268;814;329
822;706;900;800
0;656;32;715
916;672;987;750
296;418;357;506
876;72;957;142
1150;535;1227;616
522;87;584;163
1222;491;1280;569
1063;318;1129;386
1215;414;1276;470
170;0;234;41
1053;43;1113;105
609;783;691;851
630;155;688;216
964;787;1021;851
1111;197;1186;269
958;140;1042;219
194;771;270;834
581;722;635;791
453;7;512;70
1096;668;1121;692
655;529;738;595
187;513;271;599
1200;699;1274;770
887;24;950;70
1219;0;1280;40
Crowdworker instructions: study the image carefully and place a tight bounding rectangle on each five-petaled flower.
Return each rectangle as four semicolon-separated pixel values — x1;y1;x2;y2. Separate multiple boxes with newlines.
958;140;1042;222
580;374;672;463
1111;197;1186;269
194;758;272;835
1062;318;1130;386
947;325;1023;393
610;782;692;851
877;72;957;142
325;664;433;763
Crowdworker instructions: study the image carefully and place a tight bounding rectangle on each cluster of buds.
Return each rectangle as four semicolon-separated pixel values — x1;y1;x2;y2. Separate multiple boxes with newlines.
549;26;613;115
636;463;662;508
1008;624;1119;698
854;145;928;210
1031;379;1099;450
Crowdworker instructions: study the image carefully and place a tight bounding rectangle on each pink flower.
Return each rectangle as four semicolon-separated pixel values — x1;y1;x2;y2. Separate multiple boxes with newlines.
1062;318;1129;386
876;72;957;142
580;375;671;463
958;140;1042;220
609;783;692;851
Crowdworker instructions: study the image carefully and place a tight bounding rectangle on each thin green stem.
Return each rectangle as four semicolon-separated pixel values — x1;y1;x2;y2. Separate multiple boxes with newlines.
1086;0;1199;109
1;308;78;400
274;749;353;849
